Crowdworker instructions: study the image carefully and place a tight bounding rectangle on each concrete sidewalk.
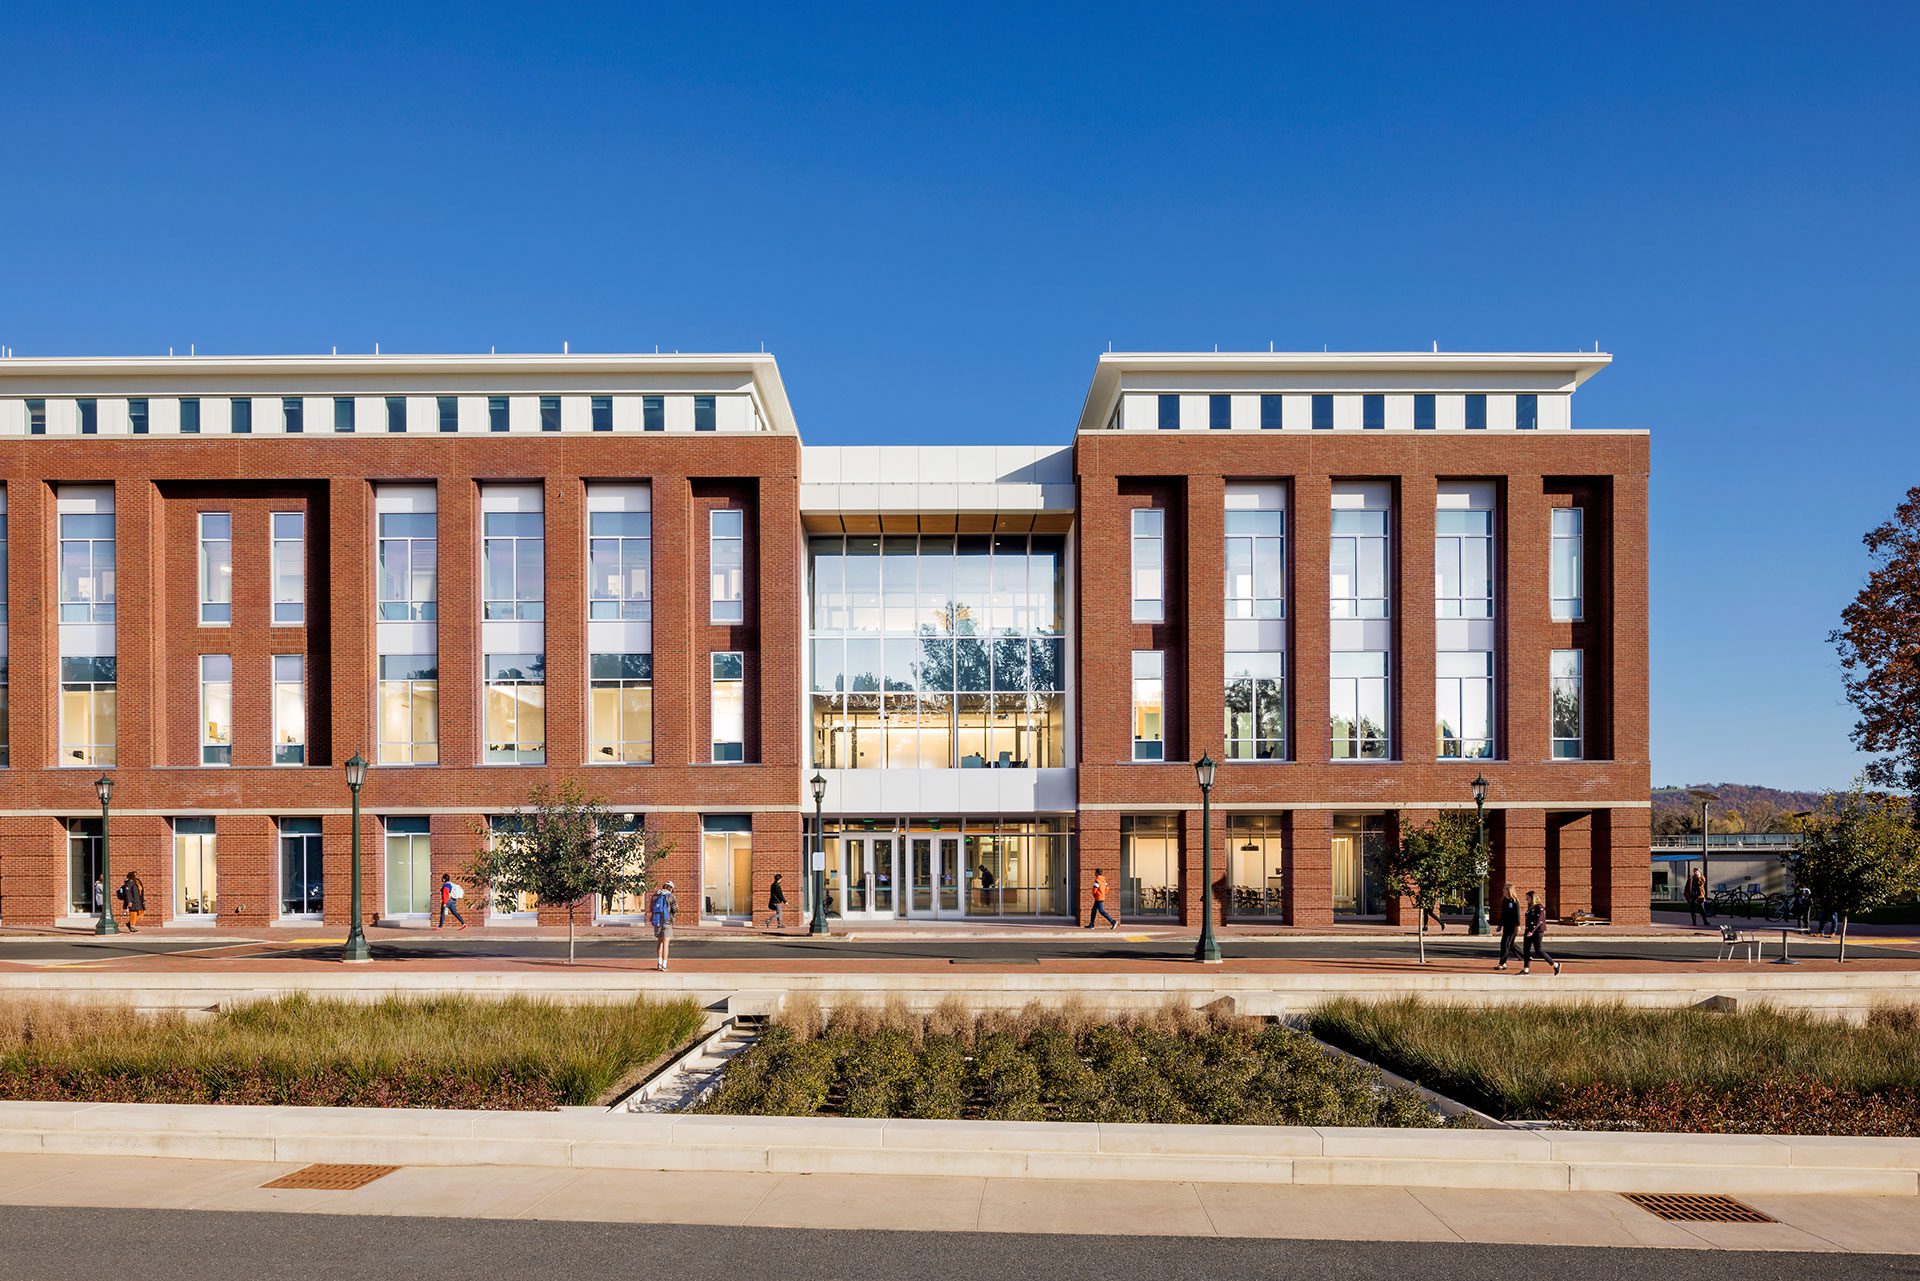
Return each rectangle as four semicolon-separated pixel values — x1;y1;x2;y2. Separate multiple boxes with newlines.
0;1152;1912;1251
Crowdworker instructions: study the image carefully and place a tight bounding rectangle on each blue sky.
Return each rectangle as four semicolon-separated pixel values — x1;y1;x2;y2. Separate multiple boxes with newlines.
3;2;1916;789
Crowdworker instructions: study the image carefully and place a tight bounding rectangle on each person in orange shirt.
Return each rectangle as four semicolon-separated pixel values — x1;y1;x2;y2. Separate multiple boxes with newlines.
1086;868;1118;930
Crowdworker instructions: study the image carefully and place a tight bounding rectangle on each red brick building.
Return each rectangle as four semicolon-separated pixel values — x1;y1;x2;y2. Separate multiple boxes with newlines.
0;350;1648;931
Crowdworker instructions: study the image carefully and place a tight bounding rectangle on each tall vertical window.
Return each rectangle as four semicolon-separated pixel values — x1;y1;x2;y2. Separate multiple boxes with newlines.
378;511;437;620
1131;507;1165;623
483;510;544;620
1551;650;1584;759
1312;394;1333;430
385;396;405;433
487;396;508;432
67;819;103;914
1157;394;1178;430
59;657;116;766
484;653;546;763
1465;393;1487;430
273;654;305;764
1225;653;1284;760
283;396;304;433
278;818;324;917
1225;482;1286;761
1435;507;1493;618
1209;394;1230;429
710;651;745;762
1260;394;1282;430
539;395;560;432
198;513;232;624
128;398;149;435
377;656;438;764
173;818;218;917
60;510;116;621
333;396;354;432
1119;815;1178;916
1517;394;1539;430
591;395;613;431
1414;394;1436;431
435;395;457;433
0;490;7;766
26;399;45;435
701;816;752;919
643;395;664;431
230;398;252;433
1131;650;1164;761
200;654;232;765
180;398;201;434
1436;482;1497;760
1436;652;1493;759
271;512;305;624
709;509;744;624
590;508;652;619
590;653;653;763
1330;482;1391;760
78;399;98;434
1551;507;1584;620
384;817;431;916
694;395;717;431
1363;394;1385;430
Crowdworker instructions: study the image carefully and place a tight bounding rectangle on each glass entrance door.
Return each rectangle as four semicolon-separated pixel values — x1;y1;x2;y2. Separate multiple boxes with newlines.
1331;833;1360;914
835;836;898;920
907;835;961;918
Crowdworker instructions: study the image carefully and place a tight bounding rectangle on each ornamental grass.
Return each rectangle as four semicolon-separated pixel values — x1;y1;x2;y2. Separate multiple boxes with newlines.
699;997;1442;1127
1309;997;1920;1134
0;993;704;1109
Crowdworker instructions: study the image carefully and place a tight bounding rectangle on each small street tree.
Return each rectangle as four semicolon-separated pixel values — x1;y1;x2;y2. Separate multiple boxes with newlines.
1832;485;1920;816
1782;784;1920;962
467;782;667;964
1382;811;1483;963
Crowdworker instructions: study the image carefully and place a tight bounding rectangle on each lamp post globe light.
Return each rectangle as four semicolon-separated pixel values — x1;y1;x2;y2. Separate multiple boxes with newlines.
1469;774;1491;936
809;772;829;936
93;775;117;935
1194;753;1221;964
342;754;371;963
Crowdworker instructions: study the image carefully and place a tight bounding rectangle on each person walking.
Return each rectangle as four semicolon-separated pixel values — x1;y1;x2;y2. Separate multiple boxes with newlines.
437;873;467;929
1792;885;1813;932
766;873;787;929
115;871;146;933
1521;891;1562;976
1085;868;1118;930
650;879;677;971
1494;883;1522;970
1684;867;1709;928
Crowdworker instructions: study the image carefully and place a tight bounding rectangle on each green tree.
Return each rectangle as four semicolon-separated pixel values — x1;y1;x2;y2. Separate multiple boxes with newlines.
1832;485;1920;813
1381;811;1483;963
1782;784;1920;962
467;782;666;964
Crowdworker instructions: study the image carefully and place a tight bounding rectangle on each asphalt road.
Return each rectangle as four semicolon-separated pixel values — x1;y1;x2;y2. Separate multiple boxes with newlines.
0;932;1910;964
0;1207;1905;1281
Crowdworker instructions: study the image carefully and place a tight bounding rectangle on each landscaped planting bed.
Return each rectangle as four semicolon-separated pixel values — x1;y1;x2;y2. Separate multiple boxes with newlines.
698;999;1443;1126
1311;997;1920;1135
0;994;704;1109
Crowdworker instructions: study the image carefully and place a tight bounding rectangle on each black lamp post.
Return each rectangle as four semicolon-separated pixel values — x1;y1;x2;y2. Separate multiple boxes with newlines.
1194;753;1221;963
93;775;117;935
1469;774;1491;936
342;754;371;963
809;772;829;936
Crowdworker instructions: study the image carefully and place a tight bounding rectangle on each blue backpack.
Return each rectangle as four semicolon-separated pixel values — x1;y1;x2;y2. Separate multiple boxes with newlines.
649;890;674;927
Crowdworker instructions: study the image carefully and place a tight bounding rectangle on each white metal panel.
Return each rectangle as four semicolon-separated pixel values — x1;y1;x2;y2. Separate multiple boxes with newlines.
1437;394;1466;431
58;622;115;660
612;394;641;432
1436;480;1496;509
375;620;437;658
560;395;590;432
405;395;435;433
665;395;694;432
375;483;437;514
99;399;130;435
482;620;544;654
354;395;382;433
57;485;114;514
1282;394;1310;430
716;395;750;431
1230;394;1259;430
480;483;543;513
1120;393;1154;431
1226;481;1285;510
1331;480;1390;509
1333;394;1361;431
1489;395;1517;430
254;395;284;434
1385;395;1414;430
509;395;538;432
0;401;23;435
586;482;650;512
458;394;487;433
1178;394;1205;430
1540;394;1571;430
1329;618;1392;653
47;399;79;435
587;620;652;654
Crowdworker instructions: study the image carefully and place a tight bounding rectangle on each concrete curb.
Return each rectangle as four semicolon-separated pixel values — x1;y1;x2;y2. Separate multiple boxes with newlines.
0;1102;1913;1196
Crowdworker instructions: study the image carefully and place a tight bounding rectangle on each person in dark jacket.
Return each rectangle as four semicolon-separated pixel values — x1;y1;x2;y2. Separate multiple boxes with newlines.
1494;884;1522;970
1684;868;1710;927
1521;890;1562;976
116;871;147;932
767;873;787;929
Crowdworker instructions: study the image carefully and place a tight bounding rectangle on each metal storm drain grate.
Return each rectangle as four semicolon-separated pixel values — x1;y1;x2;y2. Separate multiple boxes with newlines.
262;1163;401;1191
1623;1193;1776;1223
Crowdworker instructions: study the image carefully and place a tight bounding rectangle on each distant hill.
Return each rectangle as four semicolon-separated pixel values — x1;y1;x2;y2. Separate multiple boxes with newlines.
1651;783;1827;836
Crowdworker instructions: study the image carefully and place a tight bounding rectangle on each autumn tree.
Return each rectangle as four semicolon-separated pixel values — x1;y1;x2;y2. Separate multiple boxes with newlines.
466;782;666;964
1832;486;1920;814
1782;785;1920;962
1381;811;1483;963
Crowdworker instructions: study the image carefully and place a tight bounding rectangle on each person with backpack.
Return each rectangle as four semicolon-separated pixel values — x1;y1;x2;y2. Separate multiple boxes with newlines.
766;873;787;929
438;873;467;929
115;871;146;933
1521;890;1562;976
650;880;676;971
